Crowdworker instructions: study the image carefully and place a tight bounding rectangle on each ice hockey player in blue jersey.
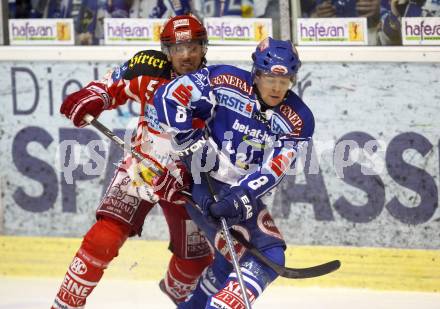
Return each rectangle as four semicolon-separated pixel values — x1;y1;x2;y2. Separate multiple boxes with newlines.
153;37;315;308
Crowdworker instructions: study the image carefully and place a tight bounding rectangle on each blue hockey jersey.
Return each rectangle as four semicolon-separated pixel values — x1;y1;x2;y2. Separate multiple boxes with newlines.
154;64;315;199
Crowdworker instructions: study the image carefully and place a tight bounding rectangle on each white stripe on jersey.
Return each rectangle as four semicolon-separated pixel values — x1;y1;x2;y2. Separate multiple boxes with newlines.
124;78;141;102
229;270;263;296
66;269;99;287
160;82;173;127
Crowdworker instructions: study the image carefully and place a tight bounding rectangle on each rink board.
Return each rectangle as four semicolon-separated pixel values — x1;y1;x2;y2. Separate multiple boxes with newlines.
0;236;438;292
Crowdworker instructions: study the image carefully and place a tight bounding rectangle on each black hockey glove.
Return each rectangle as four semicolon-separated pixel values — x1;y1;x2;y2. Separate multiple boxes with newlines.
208;186;255;226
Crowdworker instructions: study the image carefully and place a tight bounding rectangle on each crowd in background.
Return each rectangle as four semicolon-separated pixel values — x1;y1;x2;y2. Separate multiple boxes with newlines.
301;0;439;45
8;0;280;44
7;0;440;45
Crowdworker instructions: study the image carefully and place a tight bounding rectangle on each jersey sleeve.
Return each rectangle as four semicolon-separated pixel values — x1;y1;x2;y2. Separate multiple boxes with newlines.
94;50;172;111
154;68;212;146
237;137;303;198
239;102;315;198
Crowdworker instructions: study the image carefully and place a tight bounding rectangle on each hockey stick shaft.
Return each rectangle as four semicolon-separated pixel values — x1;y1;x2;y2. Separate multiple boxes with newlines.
83;114;163;176
83;114;196;197
203;173;252;309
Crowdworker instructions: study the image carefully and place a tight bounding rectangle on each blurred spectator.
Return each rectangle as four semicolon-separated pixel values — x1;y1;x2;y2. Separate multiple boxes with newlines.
377;0;440;45
301;0;381;44
131;0;280;37
46;0;78;18
75;0;132;45
254;0;280;36
129;0;190;18
189;0;280;37
9;0;44;18
129;0;170;18
189;0;253;17
8;0;279;44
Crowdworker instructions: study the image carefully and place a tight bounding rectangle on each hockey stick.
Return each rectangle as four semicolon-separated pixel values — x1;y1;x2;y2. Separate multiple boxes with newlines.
83;114;341;279
83;114;163;176
184;197;341;279
83;114;189;203
200;175;341;280
203;173;252;309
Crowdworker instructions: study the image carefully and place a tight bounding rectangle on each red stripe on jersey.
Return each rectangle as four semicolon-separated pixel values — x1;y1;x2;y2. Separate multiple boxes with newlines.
269;154;290;177
129;77;142;103
140;76;153;104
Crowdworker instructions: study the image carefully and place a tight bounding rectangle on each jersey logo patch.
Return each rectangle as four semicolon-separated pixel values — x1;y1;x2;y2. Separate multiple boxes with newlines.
123;50;171;80
70;257;88;275
144;104;162;132
232;119;271;143
279;104;303;136
271;64;288;75
128;52;168;69
215;90;254;118
257;209;283;240
211;74;252;95
271;112;290;134
214;226;250;263
172;84;193;106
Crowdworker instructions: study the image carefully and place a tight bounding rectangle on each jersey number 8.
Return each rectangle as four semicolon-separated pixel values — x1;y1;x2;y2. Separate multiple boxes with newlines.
175;106;187;123
248;176;269;190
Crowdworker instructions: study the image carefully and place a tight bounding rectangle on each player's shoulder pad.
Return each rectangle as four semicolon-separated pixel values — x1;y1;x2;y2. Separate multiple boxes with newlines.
123;49;172;80
207;64;253;94
277;91;315;138
207;64;250;79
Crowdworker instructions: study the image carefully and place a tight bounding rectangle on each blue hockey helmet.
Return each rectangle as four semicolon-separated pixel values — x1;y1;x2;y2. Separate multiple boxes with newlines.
251;37;301;80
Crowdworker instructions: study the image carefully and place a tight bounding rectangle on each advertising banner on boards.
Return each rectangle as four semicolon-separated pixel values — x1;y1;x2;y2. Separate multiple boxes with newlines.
103;18;166;45
297;17;368;45
204;17;272;45
9;19;74;45
402;17;440;45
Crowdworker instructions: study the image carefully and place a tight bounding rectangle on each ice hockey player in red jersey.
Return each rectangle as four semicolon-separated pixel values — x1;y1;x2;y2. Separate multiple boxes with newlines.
51;15;213;309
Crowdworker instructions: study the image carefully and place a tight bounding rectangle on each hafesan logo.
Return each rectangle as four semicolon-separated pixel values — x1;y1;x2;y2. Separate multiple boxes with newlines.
348;22;364;41
57;22;71;41
254;22;268;41
152;22;163;41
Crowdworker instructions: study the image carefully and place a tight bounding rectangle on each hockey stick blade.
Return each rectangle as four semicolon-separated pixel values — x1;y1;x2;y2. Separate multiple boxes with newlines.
230;229;341;279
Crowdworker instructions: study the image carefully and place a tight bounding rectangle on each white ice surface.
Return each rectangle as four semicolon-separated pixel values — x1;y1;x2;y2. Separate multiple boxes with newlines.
1;277;440;309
